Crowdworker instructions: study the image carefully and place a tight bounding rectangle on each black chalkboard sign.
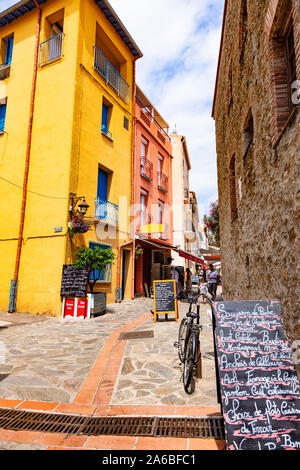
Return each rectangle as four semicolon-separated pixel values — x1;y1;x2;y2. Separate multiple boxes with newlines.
60;265;89;298
153;280;178;322
214;300;300;450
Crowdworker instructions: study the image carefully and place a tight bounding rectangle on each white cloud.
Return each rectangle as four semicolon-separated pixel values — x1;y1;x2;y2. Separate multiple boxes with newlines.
109;0;223;218
0;0;223;217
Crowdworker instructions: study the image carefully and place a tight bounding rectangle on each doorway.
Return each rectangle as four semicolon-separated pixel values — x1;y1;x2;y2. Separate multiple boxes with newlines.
121;249;131;300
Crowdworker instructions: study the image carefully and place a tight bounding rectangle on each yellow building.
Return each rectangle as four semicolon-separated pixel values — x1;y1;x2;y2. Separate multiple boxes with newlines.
0;0;142;316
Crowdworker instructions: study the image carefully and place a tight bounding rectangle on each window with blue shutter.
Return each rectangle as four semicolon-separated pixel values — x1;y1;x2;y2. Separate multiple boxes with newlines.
5;36;13;65
101;101;112;138
0;104;7;132
101;103;108;134
89;242;112;283
96;168;108;220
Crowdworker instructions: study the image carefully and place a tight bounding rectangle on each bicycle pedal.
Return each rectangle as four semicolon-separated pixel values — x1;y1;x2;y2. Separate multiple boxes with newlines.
173;342;180;348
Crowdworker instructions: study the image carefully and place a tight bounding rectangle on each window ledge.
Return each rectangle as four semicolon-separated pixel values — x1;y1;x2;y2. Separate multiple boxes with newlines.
273;106;298;149
101;130;113;142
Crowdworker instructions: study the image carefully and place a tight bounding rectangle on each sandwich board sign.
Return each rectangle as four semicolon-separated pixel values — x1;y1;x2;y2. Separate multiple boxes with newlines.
213;300;300;450
153;280;178;322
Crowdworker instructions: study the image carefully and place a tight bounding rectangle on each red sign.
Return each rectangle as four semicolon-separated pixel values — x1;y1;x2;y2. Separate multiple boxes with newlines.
77;298;87;319
64;298;75;318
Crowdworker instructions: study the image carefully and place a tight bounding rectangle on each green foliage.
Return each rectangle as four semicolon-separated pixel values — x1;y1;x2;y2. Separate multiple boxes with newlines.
74;247;116;293
203;200;220;247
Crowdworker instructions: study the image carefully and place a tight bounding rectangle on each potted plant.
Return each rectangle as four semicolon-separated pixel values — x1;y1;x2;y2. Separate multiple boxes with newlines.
68;214;92;236
74;247;116;295
135;244;144;258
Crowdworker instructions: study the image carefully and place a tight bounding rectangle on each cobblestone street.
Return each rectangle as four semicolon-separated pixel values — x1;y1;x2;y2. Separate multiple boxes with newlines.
0;296;223;450
0;298;218;407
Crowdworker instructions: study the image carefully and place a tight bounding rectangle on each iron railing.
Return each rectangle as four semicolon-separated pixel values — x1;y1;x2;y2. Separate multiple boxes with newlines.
94;47;130;103
95;198;119;225
141;157;153;181
101;124;113;139
158;171;168;193
38;33;64;66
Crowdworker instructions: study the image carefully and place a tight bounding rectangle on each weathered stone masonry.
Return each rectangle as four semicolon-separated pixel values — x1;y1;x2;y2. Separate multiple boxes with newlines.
212;0;300;372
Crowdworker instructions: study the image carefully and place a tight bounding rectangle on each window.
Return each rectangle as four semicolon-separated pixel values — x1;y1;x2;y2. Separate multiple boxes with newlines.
0;35;13;79
268;9;297;144
229;155;238;221
243;110;254;161
227;61;233;112
101;100;112;139
285;20;297;112
141;137;148;175
123;116;129;130
239;0;248;61
140;189;148;226
89;241;112;283
158;154;163;186
38;9;64;66
4;36;13;65
0;103;7;132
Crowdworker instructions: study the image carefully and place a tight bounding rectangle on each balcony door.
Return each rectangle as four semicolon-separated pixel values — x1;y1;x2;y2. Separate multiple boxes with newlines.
97;168;108;220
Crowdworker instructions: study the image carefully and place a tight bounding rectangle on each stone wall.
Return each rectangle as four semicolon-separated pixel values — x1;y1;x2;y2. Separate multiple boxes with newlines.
213;0;300;373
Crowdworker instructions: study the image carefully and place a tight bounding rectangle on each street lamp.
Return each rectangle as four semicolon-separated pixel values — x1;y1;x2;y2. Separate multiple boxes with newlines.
69;196;90;216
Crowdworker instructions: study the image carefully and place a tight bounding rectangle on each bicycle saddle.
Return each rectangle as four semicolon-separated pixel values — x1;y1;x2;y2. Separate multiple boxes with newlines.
186;312;199;319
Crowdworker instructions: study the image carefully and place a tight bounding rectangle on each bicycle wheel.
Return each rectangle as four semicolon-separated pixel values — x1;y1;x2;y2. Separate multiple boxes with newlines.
178;317;188;363
183;333;196;394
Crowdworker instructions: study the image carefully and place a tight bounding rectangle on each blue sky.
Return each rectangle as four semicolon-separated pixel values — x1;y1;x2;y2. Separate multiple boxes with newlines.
0;0;224;219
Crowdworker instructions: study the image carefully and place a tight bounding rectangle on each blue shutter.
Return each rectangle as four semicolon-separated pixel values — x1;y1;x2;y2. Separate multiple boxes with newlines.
101;103;108;134
0;104;7;132
97;168;108;200
5;37;13;65
97;169;108;220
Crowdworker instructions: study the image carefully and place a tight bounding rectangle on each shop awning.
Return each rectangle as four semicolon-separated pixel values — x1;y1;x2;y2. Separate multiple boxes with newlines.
135;236;205;266
135;236;177;251
177;250;205;266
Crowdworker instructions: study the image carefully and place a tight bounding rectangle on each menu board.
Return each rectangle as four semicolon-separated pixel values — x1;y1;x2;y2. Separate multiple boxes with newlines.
60;265;89;298
214;300;300;450
153;280;178;322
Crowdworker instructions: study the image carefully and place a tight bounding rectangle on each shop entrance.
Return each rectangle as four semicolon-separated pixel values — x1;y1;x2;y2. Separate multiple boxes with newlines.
121;249;130;300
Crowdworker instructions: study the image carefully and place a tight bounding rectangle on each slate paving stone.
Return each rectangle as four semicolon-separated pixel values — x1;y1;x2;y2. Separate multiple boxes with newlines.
0;296;219;407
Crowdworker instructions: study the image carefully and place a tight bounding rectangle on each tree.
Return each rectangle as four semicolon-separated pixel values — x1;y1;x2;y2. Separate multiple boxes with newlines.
203;200;220;247
74;247;116;294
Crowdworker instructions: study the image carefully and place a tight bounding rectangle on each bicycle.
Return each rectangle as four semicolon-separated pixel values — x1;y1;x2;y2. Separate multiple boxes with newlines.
173;289;203;394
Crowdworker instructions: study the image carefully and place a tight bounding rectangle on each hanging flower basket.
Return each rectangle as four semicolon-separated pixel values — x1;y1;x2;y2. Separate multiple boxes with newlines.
68;215;92;235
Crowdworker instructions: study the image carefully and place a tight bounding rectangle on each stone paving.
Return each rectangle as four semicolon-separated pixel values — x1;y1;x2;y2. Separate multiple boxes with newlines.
0;299;153;403
0;295;224;450
0;298;218;407
112;301;218;407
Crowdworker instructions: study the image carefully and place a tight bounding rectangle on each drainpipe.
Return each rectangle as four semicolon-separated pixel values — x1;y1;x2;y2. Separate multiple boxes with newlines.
8;1;41;312
130;59;137;300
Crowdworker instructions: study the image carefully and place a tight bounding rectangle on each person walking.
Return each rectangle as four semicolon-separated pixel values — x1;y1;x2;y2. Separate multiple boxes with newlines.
186;268;192;293
208;263;219;301
171;266;179;294
199;276;208;304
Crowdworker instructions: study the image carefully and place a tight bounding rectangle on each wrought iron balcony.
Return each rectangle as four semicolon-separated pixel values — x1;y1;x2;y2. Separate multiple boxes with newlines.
94;47;130;104
38;33;64;66
158;171;168;193
141;157;153;181
95;198;119;225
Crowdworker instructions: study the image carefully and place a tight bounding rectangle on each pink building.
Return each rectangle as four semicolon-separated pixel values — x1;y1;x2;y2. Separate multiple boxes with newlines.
133;86;173;296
